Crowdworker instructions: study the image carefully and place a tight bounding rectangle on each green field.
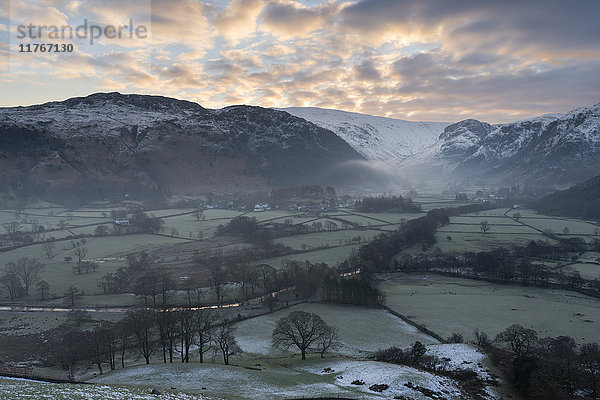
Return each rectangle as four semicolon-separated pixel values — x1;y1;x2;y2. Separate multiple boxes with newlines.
381;274;600;343
561;262;600;280
234;302;438;357
275;230;377;250
253;246;358;268
417;207;600;254
0;234;188;299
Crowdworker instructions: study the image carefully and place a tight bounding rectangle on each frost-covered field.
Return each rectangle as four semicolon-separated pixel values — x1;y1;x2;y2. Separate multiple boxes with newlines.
383;274;600;342
234;303;439;357
92;356;498;400
296;359;466;399
0;377;209;400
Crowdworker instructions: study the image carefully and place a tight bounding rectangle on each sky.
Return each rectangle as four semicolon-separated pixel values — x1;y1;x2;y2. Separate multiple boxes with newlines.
0;0;599;122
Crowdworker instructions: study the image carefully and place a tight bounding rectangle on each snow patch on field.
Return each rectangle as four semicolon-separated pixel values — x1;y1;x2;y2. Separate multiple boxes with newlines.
297;359;465;399
427;343;492;379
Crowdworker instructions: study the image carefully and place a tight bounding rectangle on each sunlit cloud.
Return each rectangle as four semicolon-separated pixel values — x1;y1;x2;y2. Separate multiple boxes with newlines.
213;0;264;42
0;0;599;122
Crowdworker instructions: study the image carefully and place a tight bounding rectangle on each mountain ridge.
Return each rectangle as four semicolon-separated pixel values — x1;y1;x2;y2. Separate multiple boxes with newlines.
0;92;364;203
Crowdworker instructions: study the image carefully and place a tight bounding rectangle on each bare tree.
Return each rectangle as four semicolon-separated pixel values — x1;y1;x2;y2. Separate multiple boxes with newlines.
116;319;131;368
36;280;50;300
272;311;334;360
177;309;195;363
64;285;81;307
214;319;241;365
135;272;159;306
210;265;227;307
195;310;217;363
156;310;178;363
1;264;22;300
57;329;87;381
13;257;43;297
89;324;116;374
480;220;491;234
73;246;88;266
192;209;204;221
158;270;175;306
42;242;55;259
473;328;491;347
316;325;339;357
128;309;156;364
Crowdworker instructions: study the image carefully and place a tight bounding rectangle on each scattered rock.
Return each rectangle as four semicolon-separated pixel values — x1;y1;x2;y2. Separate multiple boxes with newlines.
150;388;161;395
322;367;334;373
369;384;389;392
351;379;365;385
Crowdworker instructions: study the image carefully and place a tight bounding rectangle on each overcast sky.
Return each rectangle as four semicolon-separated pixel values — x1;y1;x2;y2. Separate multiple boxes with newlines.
0;0;599;122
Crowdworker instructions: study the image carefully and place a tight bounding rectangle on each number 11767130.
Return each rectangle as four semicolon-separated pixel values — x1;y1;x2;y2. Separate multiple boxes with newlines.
18;43;74;52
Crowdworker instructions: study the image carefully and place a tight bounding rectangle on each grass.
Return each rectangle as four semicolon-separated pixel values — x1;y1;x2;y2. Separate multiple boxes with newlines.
0;377;207;400
0;234;188;300
274;230;378;250
414;207;600;254
253;245;359;268
234;302;439;358
381;273;600;343
561;262;600;280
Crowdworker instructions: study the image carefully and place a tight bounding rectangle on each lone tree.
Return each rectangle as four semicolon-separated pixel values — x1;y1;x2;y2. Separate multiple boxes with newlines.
480;220;491;234
36;280;50;300
495;324;537;357
64;285;82;307
42;242;55;259
192;209;204;222
272;311;336;360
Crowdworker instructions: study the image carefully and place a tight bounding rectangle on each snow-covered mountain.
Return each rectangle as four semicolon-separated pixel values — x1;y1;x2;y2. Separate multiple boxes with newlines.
279;107;449;161
401;103;600;185
0;93;363;202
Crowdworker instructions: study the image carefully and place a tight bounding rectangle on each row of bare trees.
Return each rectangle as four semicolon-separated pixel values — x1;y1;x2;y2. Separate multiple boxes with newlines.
0;257;45;300
126;308;240;367
57;308;243;379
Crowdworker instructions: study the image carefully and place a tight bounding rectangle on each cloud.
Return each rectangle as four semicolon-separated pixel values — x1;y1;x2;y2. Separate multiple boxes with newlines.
338;0;600;60
353;59;380;81
260;0;338;38
1;0;599;123
212;0;264;42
